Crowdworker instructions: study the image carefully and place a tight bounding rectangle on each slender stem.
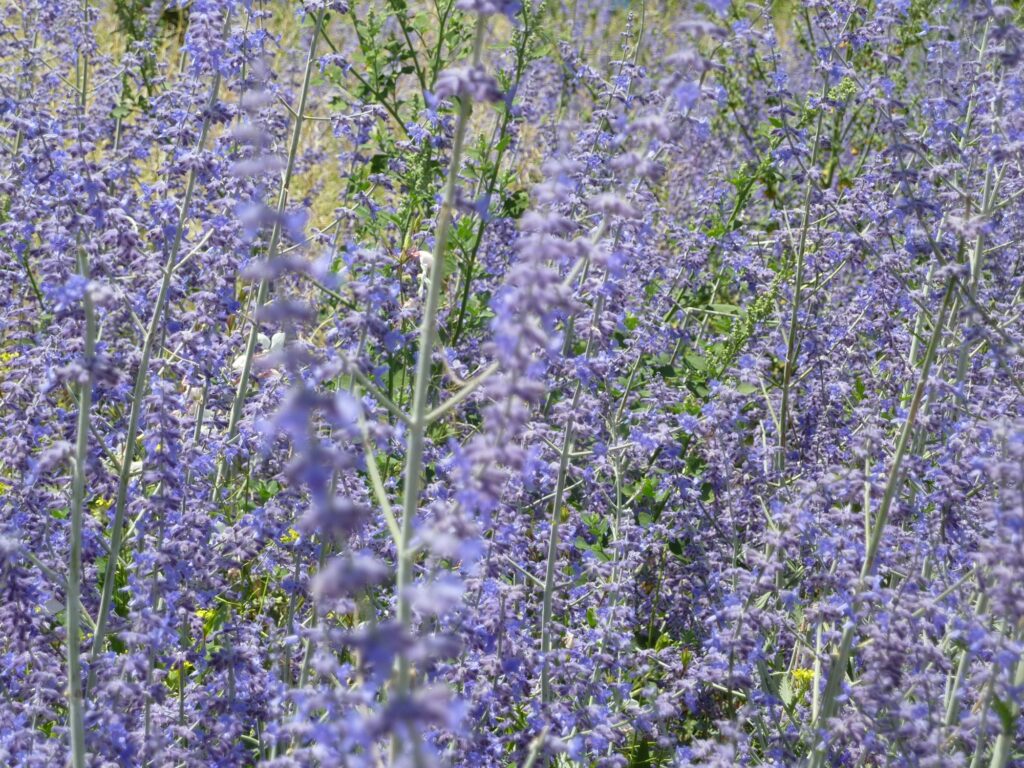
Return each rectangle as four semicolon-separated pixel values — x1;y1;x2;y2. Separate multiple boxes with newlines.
449;7;535;348
424;361;499;424
387;0;427;94
520;728;549;768
360;415;402;544
955;160;998;389
539;383;580;702
349;367;412;425
539;255;609;700
62;0;102;757
987;622;1024;768
297;542;330;692
391;14;487;761
778;106;825;468
66;247;93;768
66;6;93;762
945;592;989;728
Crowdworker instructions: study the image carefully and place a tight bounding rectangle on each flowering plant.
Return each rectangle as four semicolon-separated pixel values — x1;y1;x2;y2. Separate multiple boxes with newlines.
2;0;1023;766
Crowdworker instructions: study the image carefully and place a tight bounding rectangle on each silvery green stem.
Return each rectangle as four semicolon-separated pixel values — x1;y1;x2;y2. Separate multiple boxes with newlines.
67;246;93;768
808;280;954;768
539;260;610;700
66;13;93;764
169;380;208;736
424;361;499;424
955;161;998;388
902;263;934;408
87;14;230;687
539;384;580;702
811;623;823;722
219;9;326;492
391;13;487;761
987;623;1024;768
520;728;549;768
945;591;988;728
931;87;1001;738
778;106;825;469
970;677;998;768
561;452;627;739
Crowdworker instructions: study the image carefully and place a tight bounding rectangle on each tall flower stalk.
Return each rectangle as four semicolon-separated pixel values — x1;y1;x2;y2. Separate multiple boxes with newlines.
391;11;488;757
64;4;95;766
88;11;231;684
219;7;327;489
808;280;955;768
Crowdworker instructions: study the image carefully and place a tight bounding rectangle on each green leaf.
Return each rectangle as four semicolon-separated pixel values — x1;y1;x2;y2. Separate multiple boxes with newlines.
654;363;676;378
654;633;674;651
500;189;530;219
779;673;794;707
684;353;708;372
709;303;741;315
991;697;1015;734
